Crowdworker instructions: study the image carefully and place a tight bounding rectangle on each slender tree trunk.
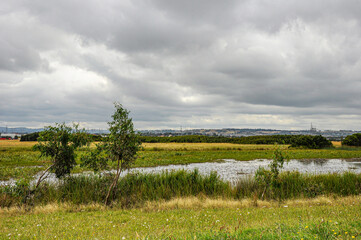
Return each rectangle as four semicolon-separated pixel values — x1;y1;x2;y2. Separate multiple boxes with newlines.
105;158;121;205
261;185;267;200
25;164;54;205
35;164;54;189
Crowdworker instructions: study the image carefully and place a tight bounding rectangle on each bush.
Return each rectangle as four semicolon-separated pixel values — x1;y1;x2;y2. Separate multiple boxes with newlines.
342;133;361;147
290;135;332;149
20;132;40;141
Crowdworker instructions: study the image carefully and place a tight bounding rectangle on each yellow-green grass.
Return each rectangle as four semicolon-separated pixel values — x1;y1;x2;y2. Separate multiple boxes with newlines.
1;196;361;239
0;140;37;149
332;141;342;147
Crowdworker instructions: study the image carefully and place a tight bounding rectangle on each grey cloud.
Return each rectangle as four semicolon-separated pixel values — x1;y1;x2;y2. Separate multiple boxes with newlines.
2;0;361;130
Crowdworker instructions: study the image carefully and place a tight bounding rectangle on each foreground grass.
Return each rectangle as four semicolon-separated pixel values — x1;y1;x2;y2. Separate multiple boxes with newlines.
1;196;361;239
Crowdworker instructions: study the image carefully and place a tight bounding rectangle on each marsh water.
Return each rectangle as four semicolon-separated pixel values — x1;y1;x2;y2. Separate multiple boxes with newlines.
2;158;361;186
114;158;361;185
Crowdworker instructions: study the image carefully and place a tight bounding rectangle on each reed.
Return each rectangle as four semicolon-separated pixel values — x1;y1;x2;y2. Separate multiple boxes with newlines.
2;169;361;208
0;170;232;207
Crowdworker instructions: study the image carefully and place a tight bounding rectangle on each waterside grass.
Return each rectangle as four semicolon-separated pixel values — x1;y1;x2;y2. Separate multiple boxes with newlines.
1;170;361;208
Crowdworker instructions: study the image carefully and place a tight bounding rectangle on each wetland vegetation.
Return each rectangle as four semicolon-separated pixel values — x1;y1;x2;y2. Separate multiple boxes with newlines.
2;139;361;239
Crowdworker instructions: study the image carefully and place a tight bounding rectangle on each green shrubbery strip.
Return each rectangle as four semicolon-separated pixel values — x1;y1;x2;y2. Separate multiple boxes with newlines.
140;135;332;149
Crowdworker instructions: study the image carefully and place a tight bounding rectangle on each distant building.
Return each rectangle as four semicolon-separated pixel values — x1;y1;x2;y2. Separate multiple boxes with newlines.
310;123;317;133
0;133;21;139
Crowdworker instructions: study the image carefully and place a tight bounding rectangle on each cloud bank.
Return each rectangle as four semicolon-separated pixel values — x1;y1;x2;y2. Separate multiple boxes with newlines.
1;0;361;130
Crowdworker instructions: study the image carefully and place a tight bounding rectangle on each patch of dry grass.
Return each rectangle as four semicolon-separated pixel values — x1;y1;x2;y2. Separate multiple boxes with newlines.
0;140;36;148
332;141;342;147
2;195;361;216
143;195;361;211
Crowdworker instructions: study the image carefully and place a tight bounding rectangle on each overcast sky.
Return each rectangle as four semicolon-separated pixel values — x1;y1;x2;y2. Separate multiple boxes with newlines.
1;0;361;130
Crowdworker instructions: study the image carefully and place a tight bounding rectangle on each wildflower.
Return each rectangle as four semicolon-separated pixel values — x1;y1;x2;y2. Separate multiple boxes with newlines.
345;232;348;234
305;226;308;229
352;237;355;239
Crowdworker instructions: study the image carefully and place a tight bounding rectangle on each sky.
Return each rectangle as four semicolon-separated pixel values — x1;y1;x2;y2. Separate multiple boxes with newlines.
1;0;361;130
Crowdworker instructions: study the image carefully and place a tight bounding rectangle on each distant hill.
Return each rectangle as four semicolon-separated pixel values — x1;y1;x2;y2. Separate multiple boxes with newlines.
0;127;43;134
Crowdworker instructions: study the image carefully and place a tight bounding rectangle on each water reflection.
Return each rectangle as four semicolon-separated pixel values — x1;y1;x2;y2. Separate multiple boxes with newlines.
1;159;361;187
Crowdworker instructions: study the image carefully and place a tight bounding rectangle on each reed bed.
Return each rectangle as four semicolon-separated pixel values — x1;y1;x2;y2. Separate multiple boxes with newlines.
1;170;361;208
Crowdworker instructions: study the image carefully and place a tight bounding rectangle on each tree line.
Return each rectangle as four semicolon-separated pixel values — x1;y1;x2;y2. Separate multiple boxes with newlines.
139;134;332;148
21;131;335;149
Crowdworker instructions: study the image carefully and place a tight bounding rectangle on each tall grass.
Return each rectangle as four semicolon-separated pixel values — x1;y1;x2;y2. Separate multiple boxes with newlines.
234;171;361;200
0;170;231;207
1;170;361;208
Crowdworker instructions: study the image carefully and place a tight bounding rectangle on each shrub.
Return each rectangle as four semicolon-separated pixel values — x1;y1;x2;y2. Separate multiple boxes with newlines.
20;132;40;141
342;133;361;147
290;135;332;149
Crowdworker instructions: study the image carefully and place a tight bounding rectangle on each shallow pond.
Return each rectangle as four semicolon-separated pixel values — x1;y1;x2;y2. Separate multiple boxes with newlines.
117;158;361;185
1;159;361;186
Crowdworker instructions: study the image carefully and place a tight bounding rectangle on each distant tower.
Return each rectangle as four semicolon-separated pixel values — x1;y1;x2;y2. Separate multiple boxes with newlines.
310;123;317;133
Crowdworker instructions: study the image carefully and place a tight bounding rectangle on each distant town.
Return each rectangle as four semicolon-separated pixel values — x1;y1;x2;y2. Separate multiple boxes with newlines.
1;125;361;141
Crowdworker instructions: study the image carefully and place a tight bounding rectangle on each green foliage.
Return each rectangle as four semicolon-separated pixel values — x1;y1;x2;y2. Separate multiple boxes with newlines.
81;103;141;172
139;135;296;144
140;134;333;149
290;135;332;149
255;147;288;199
20;132;40;141
89;134;104;141
80;103;142;204
342;133;361;146
33;123;90;178
106;103;142;169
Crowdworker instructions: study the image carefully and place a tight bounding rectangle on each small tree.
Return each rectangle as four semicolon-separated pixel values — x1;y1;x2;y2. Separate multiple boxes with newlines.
81;103;141;205
33;123;90;189
255;147;288;200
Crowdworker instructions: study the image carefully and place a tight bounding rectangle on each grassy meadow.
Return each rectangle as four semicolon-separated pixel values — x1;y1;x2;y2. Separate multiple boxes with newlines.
1;140;361;239
1;196;361;239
